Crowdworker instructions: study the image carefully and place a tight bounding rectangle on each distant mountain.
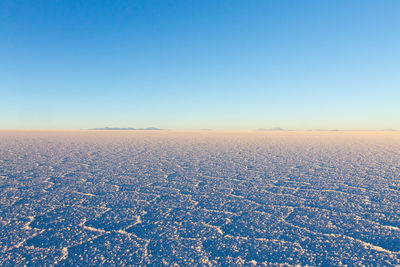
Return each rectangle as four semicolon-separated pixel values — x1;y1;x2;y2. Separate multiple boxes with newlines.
256;127;285;131
90;127;136;130
89;127;164;131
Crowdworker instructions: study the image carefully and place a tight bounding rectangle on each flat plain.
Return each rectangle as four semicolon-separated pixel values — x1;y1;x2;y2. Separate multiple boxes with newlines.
0;130;399;266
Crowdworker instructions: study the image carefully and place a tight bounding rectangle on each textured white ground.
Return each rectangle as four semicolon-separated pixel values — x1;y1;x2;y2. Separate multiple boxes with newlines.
0;131;400;266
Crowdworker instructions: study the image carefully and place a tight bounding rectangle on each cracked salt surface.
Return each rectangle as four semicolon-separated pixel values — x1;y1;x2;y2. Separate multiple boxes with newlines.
1;130;400;265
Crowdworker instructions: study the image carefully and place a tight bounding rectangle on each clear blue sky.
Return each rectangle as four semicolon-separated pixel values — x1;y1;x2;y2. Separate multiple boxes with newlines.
1;0;399;130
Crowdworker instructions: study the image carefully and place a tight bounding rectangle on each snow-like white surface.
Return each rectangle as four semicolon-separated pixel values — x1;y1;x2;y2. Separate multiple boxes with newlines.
0;131;399;265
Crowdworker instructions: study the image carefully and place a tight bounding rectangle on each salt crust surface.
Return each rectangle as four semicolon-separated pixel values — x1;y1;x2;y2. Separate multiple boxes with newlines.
1;131;400;265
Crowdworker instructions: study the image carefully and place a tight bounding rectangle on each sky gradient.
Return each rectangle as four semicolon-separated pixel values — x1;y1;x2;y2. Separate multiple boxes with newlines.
1;0;399;130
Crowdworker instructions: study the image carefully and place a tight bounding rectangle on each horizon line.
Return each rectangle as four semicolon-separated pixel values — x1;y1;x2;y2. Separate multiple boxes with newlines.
0;128;398;132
